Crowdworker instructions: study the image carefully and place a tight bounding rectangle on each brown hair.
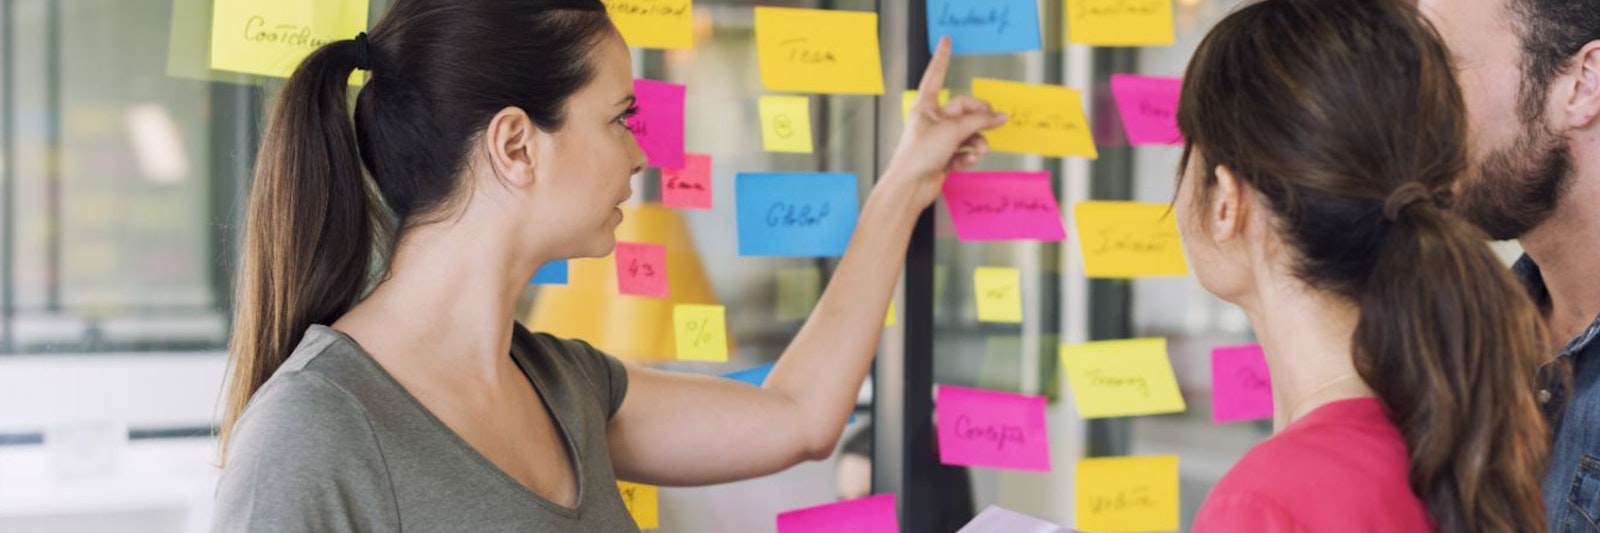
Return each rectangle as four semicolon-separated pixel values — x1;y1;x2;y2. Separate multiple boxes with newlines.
1177;0;1550;531
219;0;614;461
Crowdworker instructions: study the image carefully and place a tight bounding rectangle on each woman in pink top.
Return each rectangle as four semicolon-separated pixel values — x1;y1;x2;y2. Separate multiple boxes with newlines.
1172;0;1552;531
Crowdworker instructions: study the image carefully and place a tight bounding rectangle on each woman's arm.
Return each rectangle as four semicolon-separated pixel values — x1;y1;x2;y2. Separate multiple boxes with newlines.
606;38;1007;486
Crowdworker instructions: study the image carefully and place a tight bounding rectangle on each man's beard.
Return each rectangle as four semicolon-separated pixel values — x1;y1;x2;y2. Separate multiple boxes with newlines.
1455;116;1573;241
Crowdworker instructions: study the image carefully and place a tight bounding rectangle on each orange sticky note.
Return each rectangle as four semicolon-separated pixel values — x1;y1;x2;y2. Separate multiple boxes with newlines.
604;0;694;49
1075;455;1180;532
674;304;728;362
618;481;661;529
971;78;1098;158
1066;0;1175;47
1073;201;1189;278
755;7;885;95
209;0;370;78
975;267;1023;323
616;242;669;298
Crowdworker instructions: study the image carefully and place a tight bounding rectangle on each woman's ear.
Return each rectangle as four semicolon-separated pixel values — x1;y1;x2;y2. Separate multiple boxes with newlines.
484;106;538;188
1209;164;1250;244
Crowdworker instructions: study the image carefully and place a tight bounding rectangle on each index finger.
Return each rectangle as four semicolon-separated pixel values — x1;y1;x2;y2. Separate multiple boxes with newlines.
915;36;953;109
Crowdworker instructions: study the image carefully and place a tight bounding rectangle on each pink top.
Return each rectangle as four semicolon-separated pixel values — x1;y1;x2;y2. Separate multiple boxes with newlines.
1193;398;1436;533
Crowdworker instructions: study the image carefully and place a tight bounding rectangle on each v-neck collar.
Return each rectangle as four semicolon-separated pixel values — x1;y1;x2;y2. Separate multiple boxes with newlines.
314;324;587;518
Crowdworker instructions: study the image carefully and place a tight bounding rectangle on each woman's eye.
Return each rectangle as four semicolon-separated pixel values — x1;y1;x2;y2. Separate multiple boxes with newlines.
617;107;640;131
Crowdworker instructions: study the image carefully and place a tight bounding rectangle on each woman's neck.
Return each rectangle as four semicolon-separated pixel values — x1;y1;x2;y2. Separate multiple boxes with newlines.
1240;276;1376;432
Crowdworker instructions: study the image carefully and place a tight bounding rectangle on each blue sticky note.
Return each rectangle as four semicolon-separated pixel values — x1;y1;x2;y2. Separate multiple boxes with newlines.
736;172;859;257
928;0;1042;55
722;363;776;387
530;260;569;285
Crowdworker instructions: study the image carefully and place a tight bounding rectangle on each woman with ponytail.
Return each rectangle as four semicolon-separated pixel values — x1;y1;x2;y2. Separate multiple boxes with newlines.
211;0;1005;530
1176;0;1550;531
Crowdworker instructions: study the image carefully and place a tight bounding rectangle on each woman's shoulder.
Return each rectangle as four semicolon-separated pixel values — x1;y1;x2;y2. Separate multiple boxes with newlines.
227;326;388;462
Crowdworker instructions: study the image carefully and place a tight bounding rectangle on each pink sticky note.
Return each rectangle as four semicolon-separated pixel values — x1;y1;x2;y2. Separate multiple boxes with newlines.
935;384;1051;472
778;494;899;533
629;79;686;169
615;242;668;298
1211;344;1274;423
940;171;1066;242
661;153;712;209
1110;74;1183;146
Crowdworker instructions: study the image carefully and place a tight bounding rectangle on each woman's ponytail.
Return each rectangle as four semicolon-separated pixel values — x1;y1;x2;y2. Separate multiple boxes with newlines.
218;39;385;461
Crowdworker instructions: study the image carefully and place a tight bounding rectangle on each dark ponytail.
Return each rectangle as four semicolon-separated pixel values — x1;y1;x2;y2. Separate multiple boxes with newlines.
220;0;614;461
1177;0;1550;531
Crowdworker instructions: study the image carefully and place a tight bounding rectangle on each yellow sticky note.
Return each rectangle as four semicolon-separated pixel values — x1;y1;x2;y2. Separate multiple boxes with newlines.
674;304;729;362
209;0;370;78
775;267;823;322
604;0;694;49
759;96;815;153
1061;338;1186;418
974;267;1023;324
901;89;951;121
972;78;1098;159
885;302;897;327
1066;0;1175;47
618;481;661;529
755;7;885;95
1075;455;1180;532
1073;201;1189;279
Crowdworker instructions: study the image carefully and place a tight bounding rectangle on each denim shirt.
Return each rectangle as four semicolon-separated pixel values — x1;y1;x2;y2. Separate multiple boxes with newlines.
1515;257;1600;533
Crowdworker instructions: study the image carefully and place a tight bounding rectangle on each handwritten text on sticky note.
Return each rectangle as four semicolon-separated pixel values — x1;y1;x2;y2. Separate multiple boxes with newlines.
1073;201;1188;278
975;267;1024;323
617;481;660;529
942;171;1066;242
936;385;1050;472
604;0;693;49
630;79;686;169
1066;0;1175;46
1075;455;1180;533
1110;75;1182;146
736;173;859;257
531;260;569;285
662;153;712;210
928;0;1042;55
755;7;885;95
209;0;370;78
759;96;815;153
673;304;728;362
778;494;900;533
1061;338;1186;418
1212;344;1273;424
615;242;668;298
971;78;1098;158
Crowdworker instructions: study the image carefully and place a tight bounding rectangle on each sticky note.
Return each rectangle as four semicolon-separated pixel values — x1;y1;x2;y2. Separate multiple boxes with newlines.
971;78;1098;158
209;0;370;78
776;267;823;321
928;0;1042;55
975;267;1023;323
531;260;569;285
1110;75;1182;146
615;242;669;298
630;79;686;169
901;89;951;121
1073;201;1188;278
618;481;660;529
1212;344;1273;423
604;0;693;49
935;385;1050;472
941;171;1066;242
1060;338;1186;419
736;173;860;257
673;304;728;362
957;506;1073;533
755;7;885;95
1066;0;1175;46
662;153;712;210
1075;455;1180;533
778;494;899;533
885;302;897;327
759;96;815;153
722;363;775;387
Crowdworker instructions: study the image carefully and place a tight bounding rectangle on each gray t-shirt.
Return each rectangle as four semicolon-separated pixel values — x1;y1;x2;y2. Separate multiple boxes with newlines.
211;323;638;532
